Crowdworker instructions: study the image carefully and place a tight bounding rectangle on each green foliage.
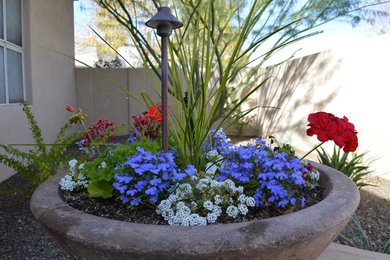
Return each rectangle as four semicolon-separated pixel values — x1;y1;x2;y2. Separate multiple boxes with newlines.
87;180;113;198
90;1;332;168
340;213;390;254
89;0;389;171
0;100;81;189
317;146;374;188
81;138;161;198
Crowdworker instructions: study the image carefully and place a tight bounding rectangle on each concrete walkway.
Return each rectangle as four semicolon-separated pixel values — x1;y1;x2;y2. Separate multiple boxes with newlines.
318;243;390;260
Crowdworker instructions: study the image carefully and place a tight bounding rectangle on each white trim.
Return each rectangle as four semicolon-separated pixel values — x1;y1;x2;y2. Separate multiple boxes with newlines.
21;0;25;101
1;40;23;52
3;0;8;104
0;0;3;40
0;0;24;105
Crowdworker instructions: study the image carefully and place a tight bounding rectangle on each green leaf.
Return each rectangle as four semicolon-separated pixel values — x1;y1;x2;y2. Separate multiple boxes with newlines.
87;180;113;199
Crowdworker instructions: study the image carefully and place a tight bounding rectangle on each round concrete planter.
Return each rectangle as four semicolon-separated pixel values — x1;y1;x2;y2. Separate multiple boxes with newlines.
30;161;359;260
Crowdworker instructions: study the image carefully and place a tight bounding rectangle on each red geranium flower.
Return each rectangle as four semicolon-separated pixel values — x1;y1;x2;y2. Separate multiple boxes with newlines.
307;112;358;153
306;112;337;142
148;106;163;122
66;105;74;112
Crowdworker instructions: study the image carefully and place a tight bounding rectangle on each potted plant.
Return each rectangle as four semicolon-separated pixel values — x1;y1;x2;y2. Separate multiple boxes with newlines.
30;106;360;259
30;1;364;259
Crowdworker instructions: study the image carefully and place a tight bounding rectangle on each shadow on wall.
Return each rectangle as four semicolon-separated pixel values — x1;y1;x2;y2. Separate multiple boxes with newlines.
231;51;342;140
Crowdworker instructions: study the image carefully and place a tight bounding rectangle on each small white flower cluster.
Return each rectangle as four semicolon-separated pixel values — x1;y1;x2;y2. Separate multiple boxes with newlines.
205;150;224;175
156;173;256;226
307;169;320;187
302;159;320;188
59;159;90;191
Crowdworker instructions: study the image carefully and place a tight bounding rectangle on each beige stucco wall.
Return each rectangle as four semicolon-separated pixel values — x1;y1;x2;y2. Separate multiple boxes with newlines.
74;34;390;180
237;34;390;180
0;0;76;182
75;68;167;134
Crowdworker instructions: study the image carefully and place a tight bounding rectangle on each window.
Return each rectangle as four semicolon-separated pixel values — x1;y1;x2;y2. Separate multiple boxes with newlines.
0;0;24;105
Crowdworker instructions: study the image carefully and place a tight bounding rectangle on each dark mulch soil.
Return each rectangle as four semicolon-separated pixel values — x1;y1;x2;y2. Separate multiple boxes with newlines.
62;186;324;225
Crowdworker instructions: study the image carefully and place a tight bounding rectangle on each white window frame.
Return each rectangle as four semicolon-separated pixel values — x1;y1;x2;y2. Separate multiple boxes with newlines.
0;0;25;105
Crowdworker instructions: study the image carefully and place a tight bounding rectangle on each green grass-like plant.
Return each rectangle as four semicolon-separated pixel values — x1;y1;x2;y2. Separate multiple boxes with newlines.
80;0;388;171
0;100;81;190
317;146;374;188
340;213;390;254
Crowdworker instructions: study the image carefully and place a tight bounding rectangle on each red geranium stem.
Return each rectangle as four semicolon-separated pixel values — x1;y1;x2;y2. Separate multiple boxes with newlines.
301;142;325;160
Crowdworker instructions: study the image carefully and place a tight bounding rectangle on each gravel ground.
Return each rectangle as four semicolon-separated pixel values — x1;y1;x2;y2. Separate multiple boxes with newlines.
0;174;72;260
336;175;390;252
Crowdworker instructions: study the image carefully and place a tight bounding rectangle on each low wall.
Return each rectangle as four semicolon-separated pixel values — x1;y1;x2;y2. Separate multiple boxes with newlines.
75;68;162;135
75;34;390;180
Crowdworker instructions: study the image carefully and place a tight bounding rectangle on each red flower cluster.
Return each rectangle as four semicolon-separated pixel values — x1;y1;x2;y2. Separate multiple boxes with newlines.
148;106;163;122
306;112;358;152
83;119;115;147
133;111;151;131
65;105;74;112
131;105;166;140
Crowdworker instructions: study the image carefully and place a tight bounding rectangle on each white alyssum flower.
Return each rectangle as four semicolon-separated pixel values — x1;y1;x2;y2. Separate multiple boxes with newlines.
206;150;219;159
214;195;222;205
308;169;320;184
238;204;248;215
59;159;90;191
210;180;222;189
59;175;77;191
203;200;214;211
226;205;239;218
212;205;222;215
246;197;256;207
99;161;106;169
59;173;90;191
190;175;199;181
189;214;207;226
168;194;177;203
207;212;219;223
238;194;247;203
234;186;244;193
205;163;219;175
156;171;257;226
68;159;78;171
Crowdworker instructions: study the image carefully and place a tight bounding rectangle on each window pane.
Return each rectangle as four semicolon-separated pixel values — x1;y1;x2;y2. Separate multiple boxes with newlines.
0;47;5;103
6;0;22;46
0;0;3;39
7;49;23;103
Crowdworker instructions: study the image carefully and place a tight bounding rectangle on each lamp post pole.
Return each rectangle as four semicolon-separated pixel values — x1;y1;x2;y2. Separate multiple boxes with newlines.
146;7;182;153
160;35;169;153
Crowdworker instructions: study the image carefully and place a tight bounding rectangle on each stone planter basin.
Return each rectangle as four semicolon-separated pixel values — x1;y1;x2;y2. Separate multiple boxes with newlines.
30;161;359;260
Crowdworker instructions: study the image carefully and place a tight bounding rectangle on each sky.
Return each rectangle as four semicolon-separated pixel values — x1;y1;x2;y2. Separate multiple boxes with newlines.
73;0;388;66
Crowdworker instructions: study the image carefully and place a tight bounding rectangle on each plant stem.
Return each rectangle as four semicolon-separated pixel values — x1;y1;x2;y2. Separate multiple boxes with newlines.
80;121;100;153
301;142;325;160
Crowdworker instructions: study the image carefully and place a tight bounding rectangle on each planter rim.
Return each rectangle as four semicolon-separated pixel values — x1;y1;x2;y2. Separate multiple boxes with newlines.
30;161;359;256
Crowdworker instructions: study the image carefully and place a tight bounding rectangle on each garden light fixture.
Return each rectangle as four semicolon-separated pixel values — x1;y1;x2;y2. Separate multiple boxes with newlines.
146;7;183;153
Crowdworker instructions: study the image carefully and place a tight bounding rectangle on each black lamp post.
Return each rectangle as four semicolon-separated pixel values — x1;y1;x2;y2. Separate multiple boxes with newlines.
146;7;183;153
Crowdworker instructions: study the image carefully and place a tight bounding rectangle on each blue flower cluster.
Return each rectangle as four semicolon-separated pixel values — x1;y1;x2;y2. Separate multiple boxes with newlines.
113;147;196;206
216;138;308;208
206;129;233;152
